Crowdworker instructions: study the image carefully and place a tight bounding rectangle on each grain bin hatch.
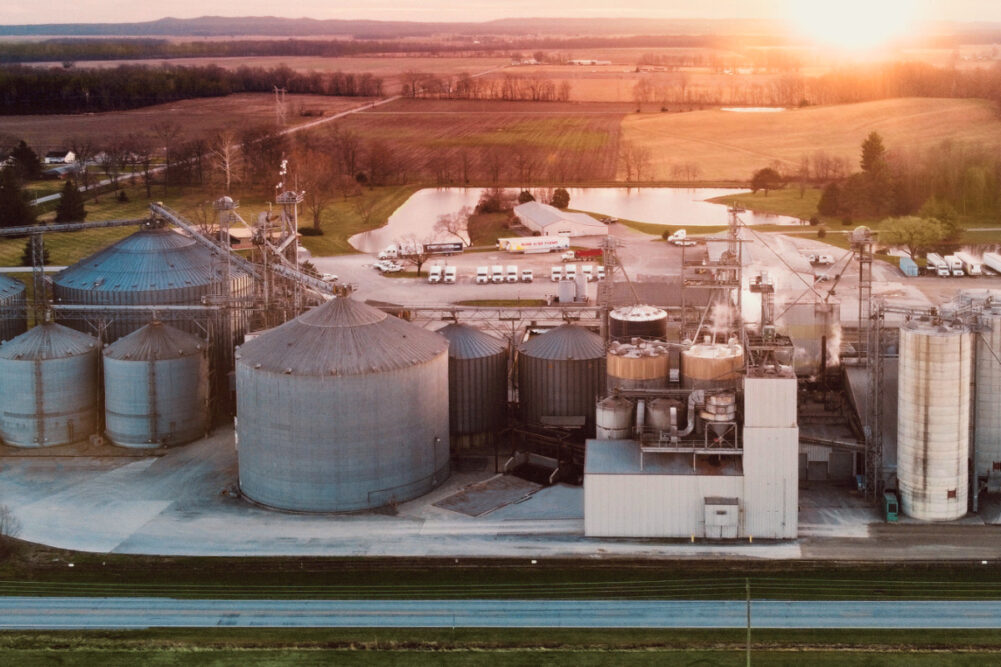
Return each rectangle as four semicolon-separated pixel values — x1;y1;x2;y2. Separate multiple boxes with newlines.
236;297;447;376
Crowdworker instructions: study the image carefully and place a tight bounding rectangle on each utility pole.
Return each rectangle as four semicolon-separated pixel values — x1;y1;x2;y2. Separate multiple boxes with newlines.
746;578;751;667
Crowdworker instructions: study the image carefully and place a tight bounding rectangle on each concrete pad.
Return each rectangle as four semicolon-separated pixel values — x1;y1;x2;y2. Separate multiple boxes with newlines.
434;475;541;517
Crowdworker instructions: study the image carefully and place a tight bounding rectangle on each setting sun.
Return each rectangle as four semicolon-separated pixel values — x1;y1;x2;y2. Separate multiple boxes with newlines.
787;0;917;50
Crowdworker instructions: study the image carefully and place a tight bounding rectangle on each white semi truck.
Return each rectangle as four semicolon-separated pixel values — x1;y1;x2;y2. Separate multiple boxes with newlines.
955;252;982;277
497;236;570;254
926;253;951;277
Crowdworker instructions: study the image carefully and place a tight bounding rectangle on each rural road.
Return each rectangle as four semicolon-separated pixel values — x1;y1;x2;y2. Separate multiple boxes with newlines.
3;598;1001;629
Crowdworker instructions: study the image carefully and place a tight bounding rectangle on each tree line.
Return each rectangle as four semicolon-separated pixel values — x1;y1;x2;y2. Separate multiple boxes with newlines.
0;64;383;115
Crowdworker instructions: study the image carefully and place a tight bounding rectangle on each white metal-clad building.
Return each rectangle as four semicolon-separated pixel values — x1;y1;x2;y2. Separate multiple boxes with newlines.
513;202;609;238
584;371;799;539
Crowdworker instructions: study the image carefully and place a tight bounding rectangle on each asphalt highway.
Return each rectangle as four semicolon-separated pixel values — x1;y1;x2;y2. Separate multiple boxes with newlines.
3;598;1001;629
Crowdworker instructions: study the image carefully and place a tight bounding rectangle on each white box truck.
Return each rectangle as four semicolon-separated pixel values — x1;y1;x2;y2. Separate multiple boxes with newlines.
944;254;965;277
491;265;505;283
506;265;519;283
551;266;564;282
926;253;951;277
476;266;489;284
443;266;457;284
955;252;982;277
427;265;443;283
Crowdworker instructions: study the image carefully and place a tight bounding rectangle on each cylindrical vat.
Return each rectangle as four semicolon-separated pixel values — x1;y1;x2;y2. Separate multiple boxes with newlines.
897;321;970;521
777;300;840;376
0;323;99;447
606;338;670;392
518;324;605;433
976;310;1001;477
103;321;209;448
0;274;27;343
595;395;634;439
647;397;686;433
681;342;743;389
609;305;668;342
236;298;450;513
437;323;508;450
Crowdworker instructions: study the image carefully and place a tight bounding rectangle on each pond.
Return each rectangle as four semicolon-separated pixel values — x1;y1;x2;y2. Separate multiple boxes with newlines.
348;187;804;253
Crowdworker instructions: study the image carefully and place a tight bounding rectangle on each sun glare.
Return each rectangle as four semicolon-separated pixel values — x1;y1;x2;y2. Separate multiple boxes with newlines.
787;0;916;51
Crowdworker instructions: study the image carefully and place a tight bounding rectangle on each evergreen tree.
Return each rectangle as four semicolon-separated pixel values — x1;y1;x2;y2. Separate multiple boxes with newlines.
0;168;35;229
10;140;41;180
19;239;50;267
54;179;86;223
517;190;535;204
551;187;570;209
817;182;842;216
860;131;886;174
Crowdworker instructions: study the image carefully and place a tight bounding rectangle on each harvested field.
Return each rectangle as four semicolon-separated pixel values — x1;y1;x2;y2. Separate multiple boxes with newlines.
341;98;624;183
2;94;374;149
620;97;1001;181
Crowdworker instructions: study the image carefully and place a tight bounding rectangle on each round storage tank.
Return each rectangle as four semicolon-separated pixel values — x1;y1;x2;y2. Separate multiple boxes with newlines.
0;274;27;343
518;324;605;433
975;309;1001;477
596;395;634;439
103;321;209;449
681;341;743;389
609;305;668;342
52;225;253;343
0;323;99;447
647;398;687;434
897;320;971;521
607;338;670;392
236;297;450;513
777;300;840;376
437;323;508;450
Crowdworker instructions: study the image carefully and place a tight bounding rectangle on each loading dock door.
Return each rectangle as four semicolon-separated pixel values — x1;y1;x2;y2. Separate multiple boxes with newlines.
704;497;739;539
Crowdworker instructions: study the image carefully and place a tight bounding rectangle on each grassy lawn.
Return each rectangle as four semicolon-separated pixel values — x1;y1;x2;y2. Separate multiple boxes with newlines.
2;629;1001;665
468;211;515;246
299;185;420;256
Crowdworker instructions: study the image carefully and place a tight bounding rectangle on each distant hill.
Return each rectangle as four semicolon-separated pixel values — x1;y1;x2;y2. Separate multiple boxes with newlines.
0;16;783;38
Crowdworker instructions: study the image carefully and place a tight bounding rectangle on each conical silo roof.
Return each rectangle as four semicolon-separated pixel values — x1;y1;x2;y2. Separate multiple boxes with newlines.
237;297;447;376
519;324;604;360
104;321;205;361
438;323;506;359
0;322;98;360
53;228;236;294
0;274;25;300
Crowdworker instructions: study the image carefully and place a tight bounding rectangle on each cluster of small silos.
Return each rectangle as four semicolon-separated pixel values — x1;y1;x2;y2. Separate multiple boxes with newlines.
518;324;606;432
235;298;450;513
0;274;27;344
606;338;671;393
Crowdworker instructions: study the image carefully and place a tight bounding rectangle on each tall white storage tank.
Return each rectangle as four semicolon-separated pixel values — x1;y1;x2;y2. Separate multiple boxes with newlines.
975;310;1001;477
897;320;971;521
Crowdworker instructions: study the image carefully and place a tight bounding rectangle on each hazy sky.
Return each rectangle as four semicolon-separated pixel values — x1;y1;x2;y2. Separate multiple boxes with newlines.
2;0;1001;25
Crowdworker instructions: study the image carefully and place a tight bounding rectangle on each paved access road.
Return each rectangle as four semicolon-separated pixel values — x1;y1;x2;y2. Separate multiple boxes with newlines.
2;598;1001;629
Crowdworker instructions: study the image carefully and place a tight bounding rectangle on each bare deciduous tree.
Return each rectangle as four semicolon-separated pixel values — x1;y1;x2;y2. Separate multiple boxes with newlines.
0;504;21;559
434;206;472;246
210;129;241;194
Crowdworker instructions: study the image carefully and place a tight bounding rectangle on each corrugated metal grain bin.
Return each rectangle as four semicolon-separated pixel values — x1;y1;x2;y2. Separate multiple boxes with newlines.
103;321;209;449
437;323;508;450
897;320;970;521
976;309;1001;476
235;297;450;513
0;274;27;343
52;226;253;343
518;324;606;433
0;323;99;447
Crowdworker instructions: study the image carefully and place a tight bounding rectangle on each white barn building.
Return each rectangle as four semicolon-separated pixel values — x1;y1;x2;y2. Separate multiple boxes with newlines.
514;202;609;238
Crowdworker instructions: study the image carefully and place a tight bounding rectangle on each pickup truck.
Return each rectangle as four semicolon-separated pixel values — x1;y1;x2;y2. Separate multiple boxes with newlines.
443;266;457;284
491;265;505;284
427;265;443;284
506;265;519;283
476;266;489;284
562;249;603;263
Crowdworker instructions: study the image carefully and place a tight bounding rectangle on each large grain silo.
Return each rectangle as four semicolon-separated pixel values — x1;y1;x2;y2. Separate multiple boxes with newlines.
0;323;99;447
897;320;971;521
518;324;606;432
437;323;508;450
52;225;253;343
103;321;209;449
0;274;27;343
235;297;450;513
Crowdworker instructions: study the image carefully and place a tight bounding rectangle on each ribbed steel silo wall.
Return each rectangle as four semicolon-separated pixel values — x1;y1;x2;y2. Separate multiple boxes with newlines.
237;354;450;513
449;350;507;436
975;314;1001;477
103;353;209;448
518;355;606;433
897;325;970;521
0;353;99;447
0;276;26;343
